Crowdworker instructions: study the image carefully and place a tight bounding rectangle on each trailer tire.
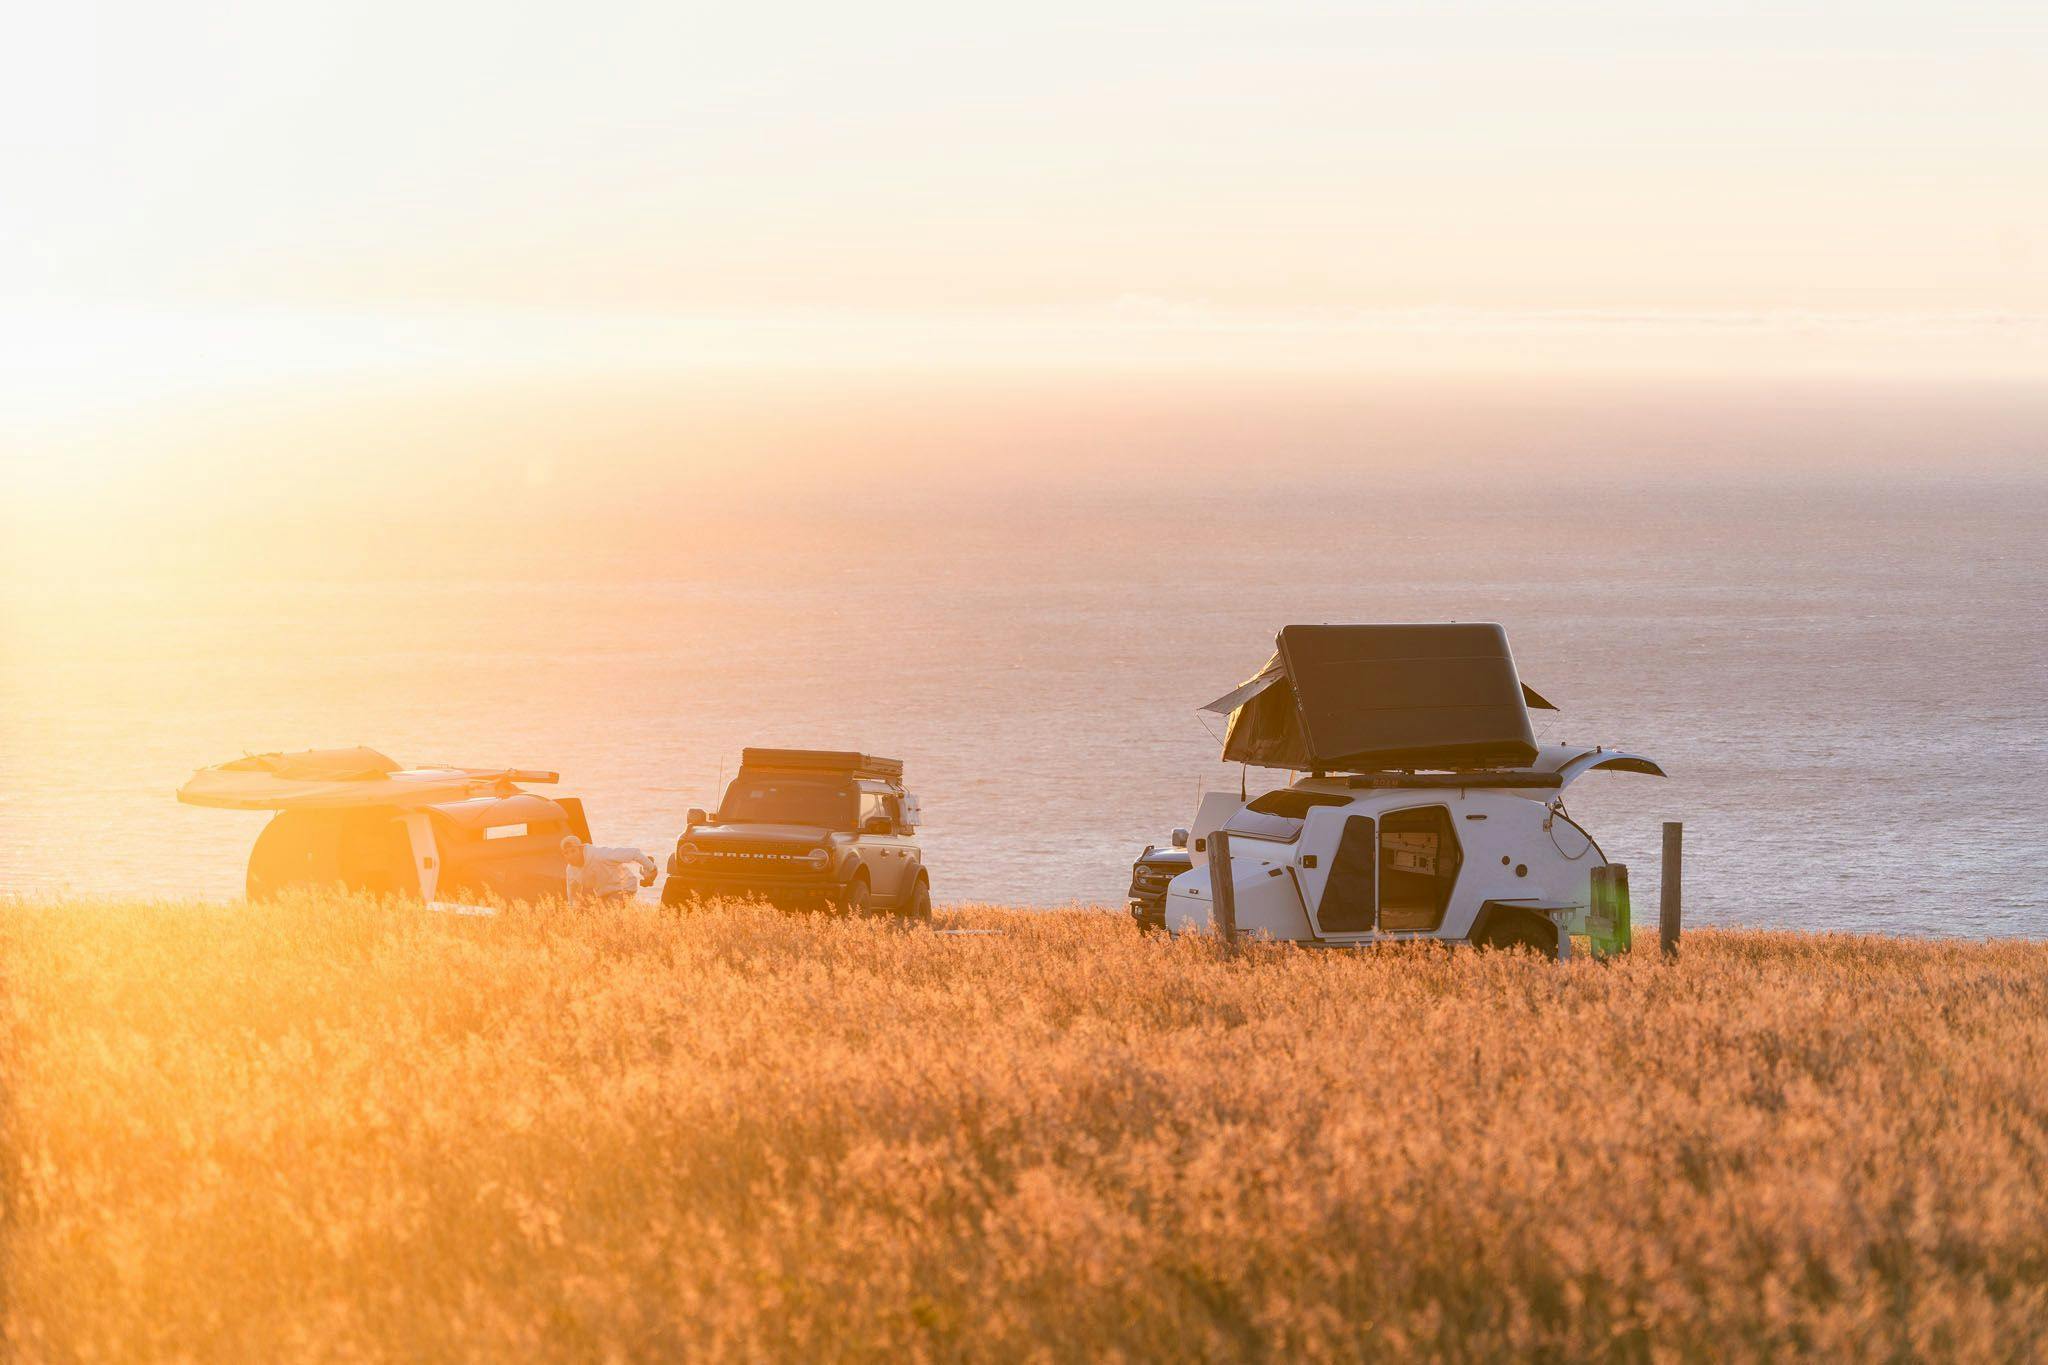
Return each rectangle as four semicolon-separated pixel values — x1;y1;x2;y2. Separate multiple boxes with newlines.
1476;908;1557;955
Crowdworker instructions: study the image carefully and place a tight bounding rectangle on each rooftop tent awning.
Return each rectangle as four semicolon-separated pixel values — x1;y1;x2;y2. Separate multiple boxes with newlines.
1209;624;1544;772
1199;656;1285;716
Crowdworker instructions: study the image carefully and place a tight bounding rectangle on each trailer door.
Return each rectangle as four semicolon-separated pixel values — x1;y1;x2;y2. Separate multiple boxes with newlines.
1376;805;1462;932
1314;814;1378;934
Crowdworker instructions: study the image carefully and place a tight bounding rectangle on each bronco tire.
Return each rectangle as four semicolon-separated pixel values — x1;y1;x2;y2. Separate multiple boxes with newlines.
901;877;932;923
837;873;871;916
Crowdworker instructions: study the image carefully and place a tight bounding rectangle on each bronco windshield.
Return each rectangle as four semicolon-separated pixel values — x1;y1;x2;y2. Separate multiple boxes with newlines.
717;774;857;829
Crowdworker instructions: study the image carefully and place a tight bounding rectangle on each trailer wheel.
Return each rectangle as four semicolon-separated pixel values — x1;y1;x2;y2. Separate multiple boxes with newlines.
1477;910;1557;955
900;876;932;923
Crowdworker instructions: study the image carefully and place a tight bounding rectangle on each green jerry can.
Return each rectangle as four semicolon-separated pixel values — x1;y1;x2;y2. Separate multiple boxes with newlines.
1586;864;1633;959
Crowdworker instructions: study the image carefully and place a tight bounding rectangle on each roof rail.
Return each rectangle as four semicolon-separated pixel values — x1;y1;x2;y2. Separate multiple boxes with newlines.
1344;771;1563;790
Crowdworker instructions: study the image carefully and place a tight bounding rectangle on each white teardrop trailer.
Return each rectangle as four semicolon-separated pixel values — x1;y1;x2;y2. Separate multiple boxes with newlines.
1163;624;1664;956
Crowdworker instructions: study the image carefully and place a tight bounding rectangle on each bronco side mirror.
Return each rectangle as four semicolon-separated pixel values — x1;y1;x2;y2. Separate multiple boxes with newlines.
686;807;707;828
1171;827;1189;849
861;814;893;835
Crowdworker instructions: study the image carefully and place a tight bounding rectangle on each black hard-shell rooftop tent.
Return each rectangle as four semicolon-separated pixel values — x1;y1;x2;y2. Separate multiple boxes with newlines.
1202;624;1553;772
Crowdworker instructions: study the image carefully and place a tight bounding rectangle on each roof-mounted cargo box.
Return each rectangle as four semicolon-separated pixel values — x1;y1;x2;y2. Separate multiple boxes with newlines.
738;748;905;780
1201;624;1544;772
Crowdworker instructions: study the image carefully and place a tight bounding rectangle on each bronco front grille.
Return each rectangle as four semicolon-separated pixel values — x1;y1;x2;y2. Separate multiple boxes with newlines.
686;848;821;876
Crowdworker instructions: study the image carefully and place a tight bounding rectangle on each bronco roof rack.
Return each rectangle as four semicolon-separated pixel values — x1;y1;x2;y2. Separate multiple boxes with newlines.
739;748;905;780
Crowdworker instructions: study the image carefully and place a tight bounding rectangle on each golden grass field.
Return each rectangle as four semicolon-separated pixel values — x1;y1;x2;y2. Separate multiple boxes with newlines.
3;895;2046;1362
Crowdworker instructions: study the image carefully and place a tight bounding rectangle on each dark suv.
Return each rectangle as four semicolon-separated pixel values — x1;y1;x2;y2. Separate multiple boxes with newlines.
660;749;930;919
1127;829;1192;930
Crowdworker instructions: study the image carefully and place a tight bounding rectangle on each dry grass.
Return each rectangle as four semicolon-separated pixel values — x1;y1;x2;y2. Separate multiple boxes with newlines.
3;894;2046;1362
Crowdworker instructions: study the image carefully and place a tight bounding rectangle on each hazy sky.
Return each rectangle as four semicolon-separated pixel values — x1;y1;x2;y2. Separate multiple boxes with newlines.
2;0;2043;583
5;1;2043;391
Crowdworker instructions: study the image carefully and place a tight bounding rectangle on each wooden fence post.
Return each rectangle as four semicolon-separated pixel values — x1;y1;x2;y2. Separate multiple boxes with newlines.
1209;829;1238;948
1660;821;1683;959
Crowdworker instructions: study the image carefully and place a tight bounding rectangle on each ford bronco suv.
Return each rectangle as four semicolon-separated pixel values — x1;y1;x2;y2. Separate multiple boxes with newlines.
1127;829;1192;931
660;748;930;919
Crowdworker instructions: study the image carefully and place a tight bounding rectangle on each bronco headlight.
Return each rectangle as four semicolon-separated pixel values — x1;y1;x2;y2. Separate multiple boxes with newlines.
676;841;702;864
807;848;830;869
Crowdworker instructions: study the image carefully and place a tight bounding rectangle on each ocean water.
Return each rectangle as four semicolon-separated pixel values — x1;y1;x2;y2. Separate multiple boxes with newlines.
3;472;2043;936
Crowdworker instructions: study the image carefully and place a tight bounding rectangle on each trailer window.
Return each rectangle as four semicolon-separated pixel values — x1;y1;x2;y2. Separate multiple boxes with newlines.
1226;789;1351;842
1378;806;1461;932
